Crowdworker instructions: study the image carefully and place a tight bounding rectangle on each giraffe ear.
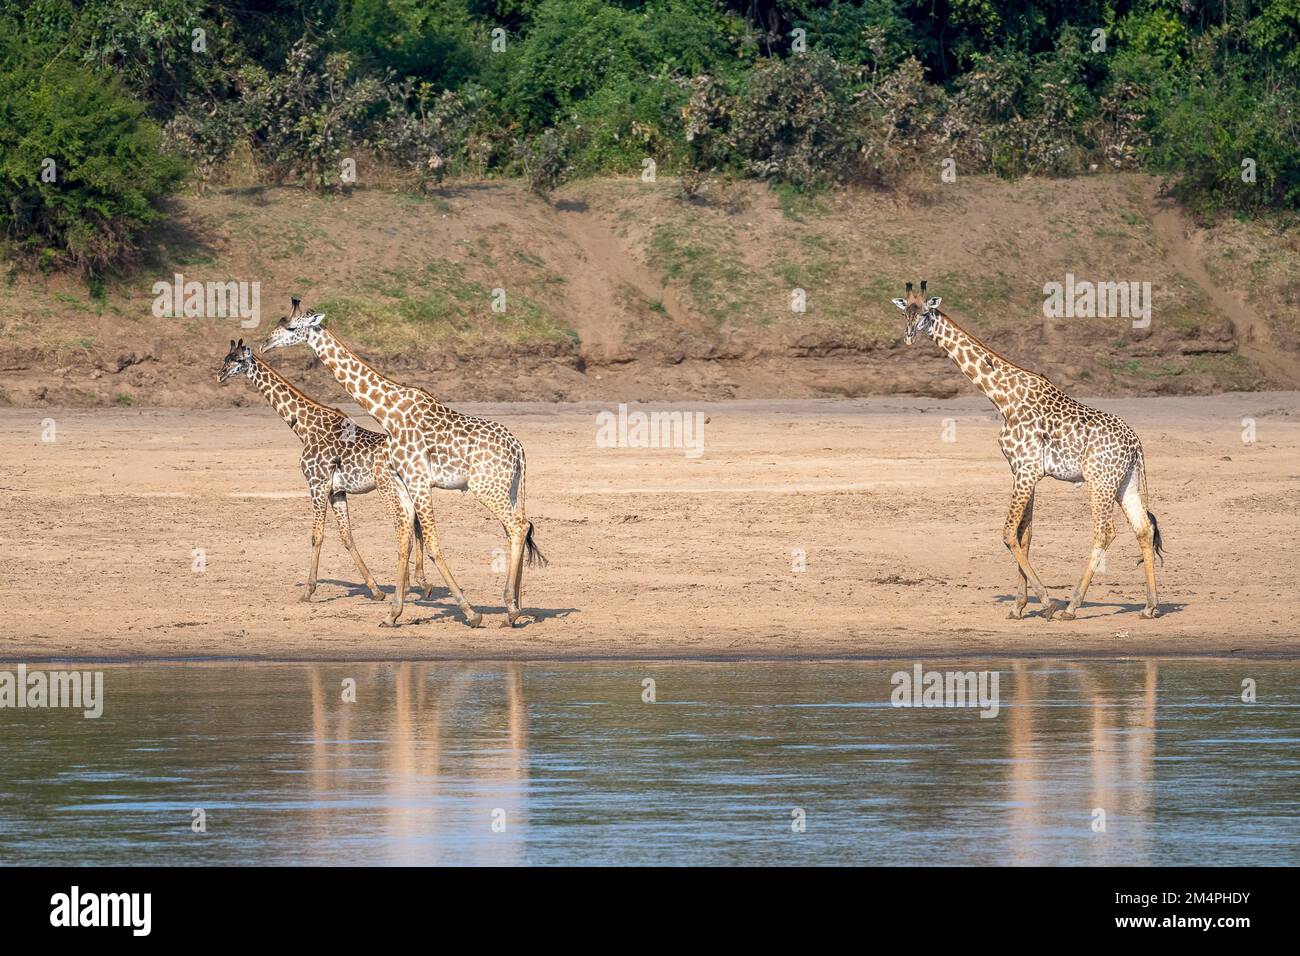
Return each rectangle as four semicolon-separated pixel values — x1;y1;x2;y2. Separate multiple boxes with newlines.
925;296;942;310
891;298;908;311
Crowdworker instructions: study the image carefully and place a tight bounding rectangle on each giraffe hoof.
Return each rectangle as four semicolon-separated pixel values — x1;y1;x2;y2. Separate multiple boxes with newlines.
1007;604;1028;620
300;591;314;603
1057;610;1077;621
1140;606;1161;619
378;618;396;628
366;588;386;602
1040;601;1058;620
465;612;484;628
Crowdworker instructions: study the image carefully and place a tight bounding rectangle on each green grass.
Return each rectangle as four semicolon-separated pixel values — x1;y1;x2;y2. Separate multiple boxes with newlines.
53;293;90;312
648;222;750;323
317;257;572;352
773;182;825;220
399;193;453;213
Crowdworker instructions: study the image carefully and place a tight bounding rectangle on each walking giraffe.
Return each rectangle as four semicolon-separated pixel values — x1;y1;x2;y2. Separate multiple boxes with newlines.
892;280;1164;620
217;339;433;603
263;303;545;628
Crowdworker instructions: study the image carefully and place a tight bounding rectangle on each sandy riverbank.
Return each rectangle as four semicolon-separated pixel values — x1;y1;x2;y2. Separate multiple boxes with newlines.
0;394;1295;661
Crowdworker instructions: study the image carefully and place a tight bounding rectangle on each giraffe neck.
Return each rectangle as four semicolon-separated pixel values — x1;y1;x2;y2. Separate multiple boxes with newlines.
306;327;409;429
247;355;324;438
928;312;1036;417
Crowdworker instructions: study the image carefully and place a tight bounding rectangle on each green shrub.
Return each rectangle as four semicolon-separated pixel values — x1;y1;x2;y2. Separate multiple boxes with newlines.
329;0;483;86
240;41;390;188
727;53;869;189
570;76;688;174
170;38;388;189
0;31;186;274
372;80;491;185
1141;38;1300;211
493;0;651;129
516;125;577;198
788;1;917;68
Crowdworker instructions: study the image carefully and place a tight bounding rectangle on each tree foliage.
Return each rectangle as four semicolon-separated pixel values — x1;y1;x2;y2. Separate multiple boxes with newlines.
0;0;1296;276
0;27;185;273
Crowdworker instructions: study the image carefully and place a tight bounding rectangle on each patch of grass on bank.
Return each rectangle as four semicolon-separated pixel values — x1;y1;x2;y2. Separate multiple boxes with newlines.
648;222;751;324
317;258;572;353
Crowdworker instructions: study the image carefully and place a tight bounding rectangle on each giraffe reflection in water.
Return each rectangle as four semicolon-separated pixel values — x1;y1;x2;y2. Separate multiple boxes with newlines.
1006;661;1157;864
307;664;530;864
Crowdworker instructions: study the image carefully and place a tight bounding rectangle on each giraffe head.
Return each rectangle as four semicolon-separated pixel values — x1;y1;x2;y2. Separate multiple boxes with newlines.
892;280;943;345
263;297;324;351
217;339;256;383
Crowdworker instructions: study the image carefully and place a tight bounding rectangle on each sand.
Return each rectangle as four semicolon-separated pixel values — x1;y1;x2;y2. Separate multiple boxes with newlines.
1;393;1296;661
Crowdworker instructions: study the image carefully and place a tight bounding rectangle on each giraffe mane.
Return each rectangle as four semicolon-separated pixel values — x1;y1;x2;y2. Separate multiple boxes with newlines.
933;308;1045;383
251;351;343;416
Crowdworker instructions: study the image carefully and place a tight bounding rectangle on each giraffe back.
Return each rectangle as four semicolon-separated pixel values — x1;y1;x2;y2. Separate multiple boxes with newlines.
379;391;526;494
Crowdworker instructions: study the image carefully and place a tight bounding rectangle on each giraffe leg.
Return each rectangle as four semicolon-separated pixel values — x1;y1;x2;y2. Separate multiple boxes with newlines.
303;487;328;602
1058;481;1118;621
469;471;534;627
412;521;434;600
1007;491;1035;619
373;450;431;605
381;514;414;628
1003;474;1056;618
501;521;529;626
329;492;384;600
377;474;415;628
408;471;481;627
1119;465;1161;618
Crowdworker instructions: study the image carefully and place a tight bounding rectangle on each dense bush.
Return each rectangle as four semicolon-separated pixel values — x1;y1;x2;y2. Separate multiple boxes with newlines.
234;41;390;188
0;30;185;274
373;81;492;186
330;0;483;86
516;125;577;198
728;53;869;189
1138;27;1300;211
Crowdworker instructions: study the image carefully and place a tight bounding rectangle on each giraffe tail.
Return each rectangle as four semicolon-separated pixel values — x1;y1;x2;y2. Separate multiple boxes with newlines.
1135;449;1165;566
509;450;546;567
1147;510;1165;566
524;521;548;568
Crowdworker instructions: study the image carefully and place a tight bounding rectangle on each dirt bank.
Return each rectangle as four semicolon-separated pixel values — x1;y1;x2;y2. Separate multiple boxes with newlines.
2;174;1296;409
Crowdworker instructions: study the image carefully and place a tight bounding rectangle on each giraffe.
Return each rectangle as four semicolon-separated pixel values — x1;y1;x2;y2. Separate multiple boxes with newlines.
217;339;433;604
262;304;545;628
892;280;1164;620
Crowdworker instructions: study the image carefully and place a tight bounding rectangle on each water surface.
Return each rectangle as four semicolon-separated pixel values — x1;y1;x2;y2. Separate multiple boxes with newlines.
0;660;1296;865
